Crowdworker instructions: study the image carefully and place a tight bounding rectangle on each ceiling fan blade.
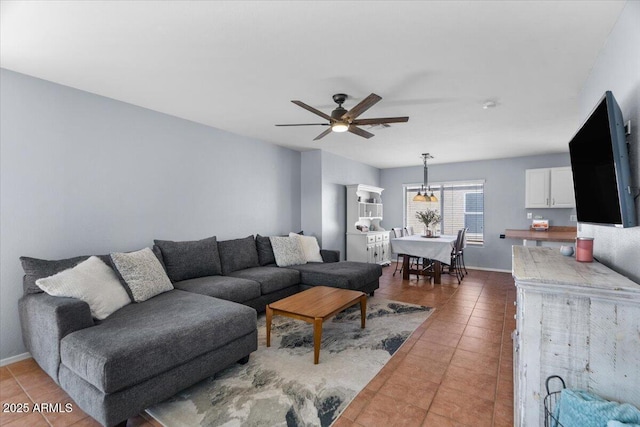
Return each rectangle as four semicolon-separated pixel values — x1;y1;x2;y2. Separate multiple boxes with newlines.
313;128;333;141
342;93;382;121
348;125;375;139
292;100;332;121
351;116;409;125
275;123;329;127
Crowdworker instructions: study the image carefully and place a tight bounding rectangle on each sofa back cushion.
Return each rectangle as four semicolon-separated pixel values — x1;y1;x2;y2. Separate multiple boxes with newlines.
255;234;276;266
20;254;112;295
218;235;260;275
154;236;222;282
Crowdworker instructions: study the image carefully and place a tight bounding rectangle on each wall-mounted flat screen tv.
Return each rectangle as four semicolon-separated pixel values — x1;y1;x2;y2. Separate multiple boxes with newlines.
568;91;636;228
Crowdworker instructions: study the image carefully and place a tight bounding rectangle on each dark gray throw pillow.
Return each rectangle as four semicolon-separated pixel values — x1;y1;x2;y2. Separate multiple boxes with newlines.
20;254;112;295
154;236;222;282
218;235;260;275
255;234;276;266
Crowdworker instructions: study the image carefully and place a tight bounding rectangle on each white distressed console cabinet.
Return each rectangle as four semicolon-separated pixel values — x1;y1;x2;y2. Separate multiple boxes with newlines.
512;246;640;426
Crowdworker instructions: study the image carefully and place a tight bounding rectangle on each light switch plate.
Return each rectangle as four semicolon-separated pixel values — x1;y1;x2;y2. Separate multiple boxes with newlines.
570;214;577;222
527;212;532;219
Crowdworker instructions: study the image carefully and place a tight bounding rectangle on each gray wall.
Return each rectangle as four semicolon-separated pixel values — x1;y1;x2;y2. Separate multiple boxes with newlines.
578;0;640;284
301;150;323;241
321;151;380;256
381;153;574;271
300;150;380;258
0;69;302;360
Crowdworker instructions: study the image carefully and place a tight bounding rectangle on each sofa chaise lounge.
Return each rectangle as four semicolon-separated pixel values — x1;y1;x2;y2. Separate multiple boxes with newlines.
19;234;382;426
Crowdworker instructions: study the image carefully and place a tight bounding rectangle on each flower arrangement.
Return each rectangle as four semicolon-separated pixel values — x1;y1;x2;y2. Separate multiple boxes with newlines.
416;209;442;236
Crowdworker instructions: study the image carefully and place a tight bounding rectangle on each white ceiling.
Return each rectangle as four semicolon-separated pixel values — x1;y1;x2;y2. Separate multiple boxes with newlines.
0;1;626;168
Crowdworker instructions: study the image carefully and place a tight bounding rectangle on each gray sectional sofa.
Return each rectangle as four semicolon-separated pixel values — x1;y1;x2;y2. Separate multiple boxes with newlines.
18;234;382;426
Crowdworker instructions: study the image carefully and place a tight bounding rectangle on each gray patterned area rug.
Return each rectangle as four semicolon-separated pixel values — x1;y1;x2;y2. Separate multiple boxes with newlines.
147;297;433;427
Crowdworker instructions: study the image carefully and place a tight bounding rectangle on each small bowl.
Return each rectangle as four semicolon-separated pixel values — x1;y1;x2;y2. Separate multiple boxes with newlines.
560;246;574;256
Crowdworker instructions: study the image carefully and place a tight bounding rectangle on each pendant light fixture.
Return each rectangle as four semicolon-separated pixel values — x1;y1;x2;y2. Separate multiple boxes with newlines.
413;153;438;202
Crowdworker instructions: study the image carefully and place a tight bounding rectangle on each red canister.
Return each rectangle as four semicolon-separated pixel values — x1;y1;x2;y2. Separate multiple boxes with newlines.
576;237;594;262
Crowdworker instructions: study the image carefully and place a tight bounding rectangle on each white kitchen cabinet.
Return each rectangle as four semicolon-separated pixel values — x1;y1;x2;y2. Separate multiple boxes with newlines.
346;184;391;265
549;167;576;208
512;246;640;426
525;167;575;208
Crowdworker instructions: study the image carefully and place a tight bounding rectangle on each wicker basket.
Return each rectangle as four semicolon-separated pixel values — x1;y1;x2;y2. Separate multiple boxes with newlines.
544;375;566;427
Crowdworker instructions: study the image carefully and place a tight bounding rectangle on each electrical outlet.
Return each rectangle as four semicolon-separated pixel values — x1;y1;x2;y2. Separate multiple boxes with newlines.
527;212;532;219
570;214;577;222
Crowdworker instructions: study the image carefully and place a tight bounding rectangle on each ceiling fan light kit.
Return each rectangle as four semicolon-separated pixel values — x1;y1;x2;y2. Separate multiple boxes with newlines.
276;93;409;140
331;122;349;133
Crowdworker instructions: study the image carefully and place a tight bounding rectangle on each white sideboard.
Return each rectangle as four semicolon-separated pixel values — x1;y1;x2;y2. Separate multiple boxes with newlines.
512;246;640;426
345;184;391;265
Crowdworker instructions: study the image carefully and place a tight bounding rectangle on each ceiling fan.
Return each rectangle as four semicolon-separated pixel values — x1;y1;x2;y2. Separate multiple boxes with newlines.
275;93;409;140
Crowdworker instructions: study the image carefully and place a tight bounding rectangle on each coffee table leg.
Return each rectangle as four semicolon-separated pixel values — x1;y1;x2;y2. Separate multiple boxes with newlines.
266;305;272;347
313;317;322;364
360;295;366;329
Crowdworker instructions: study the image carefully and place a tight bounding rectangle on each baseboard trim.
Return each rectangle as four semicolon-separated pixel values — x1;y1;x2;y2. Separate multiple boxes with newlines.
390;261;511;274
467;266;512;273
0;352;31;367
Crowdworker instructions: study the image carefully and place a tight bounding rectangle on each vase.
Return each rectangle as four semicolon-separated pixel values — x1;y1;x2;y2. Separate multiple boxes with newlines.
424;227;432;237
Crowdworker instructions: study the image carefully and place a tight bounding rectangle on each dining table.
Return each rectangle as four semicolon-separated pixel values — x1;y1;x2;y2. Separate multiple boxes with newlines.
390;234;458;283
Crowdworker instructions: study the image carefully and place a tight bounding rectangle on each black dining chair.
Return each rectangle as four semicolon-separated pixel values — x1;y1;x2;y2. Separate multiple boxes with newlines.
391;227;405;277
392;227;423;279
443;228;465;284
401;226;435;281
459;227;468;275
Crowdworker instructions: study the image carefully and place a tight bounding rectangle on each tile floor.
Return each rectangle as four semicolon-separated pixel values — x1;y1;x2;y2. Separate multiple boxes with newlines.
0;264;516;427
333;265;516;427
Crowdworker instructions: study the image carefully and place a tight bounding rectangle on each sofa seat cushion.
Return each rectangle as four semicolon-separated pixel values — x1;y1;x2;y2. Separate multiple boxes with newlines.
228;266;300;295
59;290;256;394
286;262;382;290
173;275;261;303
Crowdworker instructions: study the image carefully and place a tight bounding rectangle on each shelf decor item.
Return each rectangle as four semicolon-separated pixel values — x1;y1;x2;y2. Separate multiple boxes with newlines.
559;246;574;256
416;209;441;237
576;237;594;262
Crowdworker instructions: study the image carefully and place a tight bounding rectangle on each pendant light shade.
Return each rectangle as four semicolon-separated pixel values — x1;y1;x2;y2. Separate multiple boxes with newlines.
415;153;436;203
413;192;427;202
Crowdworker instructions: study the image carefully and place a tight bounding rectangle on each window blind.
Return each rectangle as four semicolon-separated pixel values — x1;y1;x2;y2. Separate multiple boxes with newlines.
404;181;484;244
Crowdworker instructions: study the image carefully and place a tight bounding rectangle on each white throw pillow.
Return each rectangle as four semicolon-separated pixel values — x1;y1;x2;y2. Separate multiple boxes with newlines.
36;256;130;320
289;233;323;263
269;236;307;267
110;247;173;303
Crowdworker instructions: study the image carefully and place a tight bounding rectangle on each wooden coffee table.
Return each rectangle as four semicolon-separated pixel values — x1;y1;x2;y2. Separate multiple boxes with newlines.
266;286;367;364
